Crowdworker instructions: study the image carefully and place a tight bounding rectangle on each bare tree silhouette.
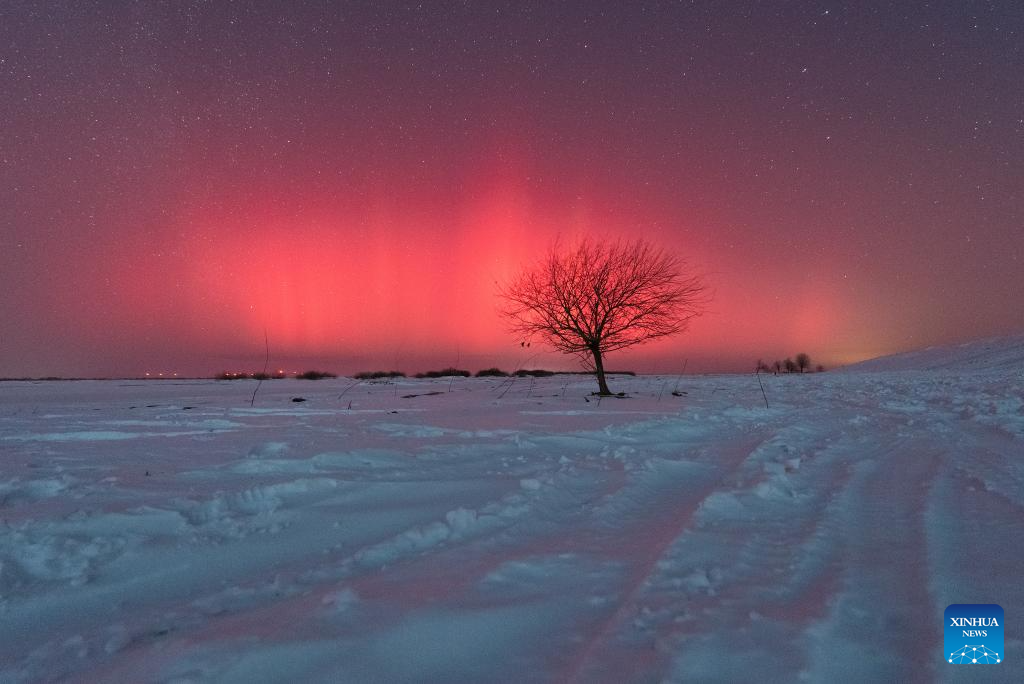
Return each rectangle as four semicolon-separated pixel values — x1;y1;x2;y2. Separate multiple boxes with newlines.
499;238;707;395
795;352;811;373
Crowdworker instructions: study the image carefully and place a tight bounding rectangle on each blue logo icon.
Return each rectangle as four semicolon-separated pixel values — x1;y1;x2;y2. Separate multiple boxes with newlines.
945;604;1003;664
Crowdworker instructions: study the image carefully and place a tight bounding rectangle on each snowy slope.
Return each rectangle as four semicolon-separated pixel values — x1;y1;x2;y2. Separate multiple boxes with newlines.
1;372;1022;682
842;332;1024;373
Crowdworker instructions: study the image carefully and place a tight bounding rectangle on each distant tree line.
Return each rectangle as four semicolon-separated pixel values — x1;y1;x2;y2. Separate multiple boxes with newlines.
473;368;635;378
216;370;336;380
215;368;636;381
756;353;824;374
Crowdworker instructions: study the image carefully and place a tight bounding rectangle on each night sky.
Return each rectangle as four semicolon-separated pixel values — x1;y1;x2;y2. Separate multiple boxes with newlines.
2;2;1021;377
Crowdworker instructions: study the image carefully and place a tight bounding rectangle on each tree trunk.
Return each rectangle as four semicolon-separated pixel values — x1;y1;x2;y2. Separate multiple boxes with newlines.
591;346;612;395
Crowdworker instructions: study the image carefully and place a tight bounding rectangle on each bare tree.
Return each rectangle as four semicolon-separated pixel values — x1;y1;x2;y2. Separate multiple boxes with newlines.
772;360;782;374
795;352;811;373
783;357;798;373
499;238;706;395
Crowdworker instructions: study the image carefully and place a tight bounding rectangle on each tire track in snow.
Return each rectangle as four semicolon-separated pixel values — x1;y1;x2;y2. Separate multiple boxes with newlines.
61;452;634;682
566;423;860;682
0;477;517;678
801;435;942;683
280;420;745;608
927;425;1024;684
560;432;773;683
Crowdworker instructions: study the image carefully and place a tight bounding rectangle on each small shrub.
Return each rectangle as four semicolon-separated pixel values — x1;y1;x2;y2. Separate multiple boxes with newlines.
565;370;636;376
354;370;406;380
295;370;337;380
475;367;509;377
514;369;556;377
414;368;471;378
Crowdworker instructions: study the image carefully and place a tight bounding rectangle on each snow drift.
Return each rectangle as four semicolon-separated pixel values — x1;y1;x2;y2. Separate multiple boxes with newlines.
843;332;1024;373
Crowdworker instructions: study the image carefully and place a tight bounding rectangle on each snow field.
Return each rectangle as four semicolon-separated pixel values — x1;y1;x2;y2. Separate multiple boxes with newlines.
0;363;1022;682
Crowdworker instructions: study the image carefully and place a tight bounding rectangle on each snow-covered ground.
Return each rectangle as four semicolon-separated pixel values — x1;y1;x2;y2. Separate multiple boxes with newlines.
1;351;1022;682
845;332;1024;373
